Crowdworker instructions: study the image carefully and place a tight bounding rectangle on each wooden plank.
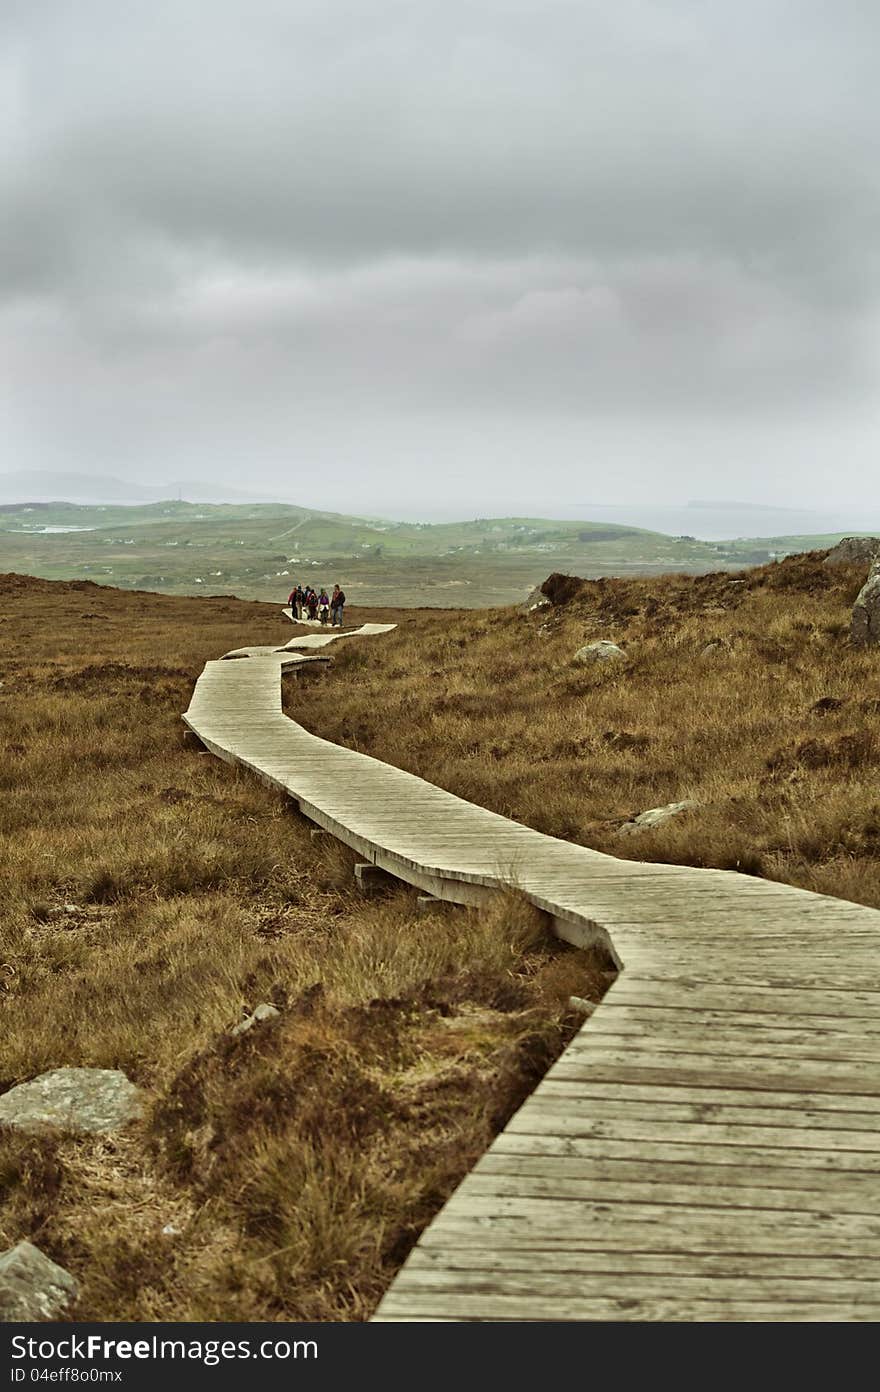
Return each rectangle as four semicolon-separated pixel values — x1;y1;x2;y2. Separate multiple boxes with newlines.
386;1268;880;1301
604;979;880;1013
595;1001;880;1033
489;1130;880;1172
548;1049;880;1093
404;1244;880;1278
565;1023;880;1064
533;1078;880;1115
503;1106;880;1152
459;1171;880;1216
417;1210;880;1256
474;1150;880;1194
509;1089;880;1133
374;1291;879;1322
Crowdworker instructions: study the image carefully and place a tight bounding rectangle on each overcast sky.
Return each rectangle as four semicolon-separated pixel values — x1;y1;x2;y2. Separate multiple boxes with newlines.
3;1;880;518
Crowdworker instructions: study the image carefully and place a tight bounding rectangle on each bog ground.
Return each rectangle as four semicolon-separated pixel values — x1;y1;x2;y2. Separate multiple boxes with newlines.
0;575;603;1320
2;551;879;1319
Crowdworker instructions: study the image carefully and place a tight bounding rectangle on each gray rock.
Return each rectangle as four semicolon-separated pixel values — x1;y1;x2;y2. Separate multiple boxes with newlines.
852;560;880;646
824;536;880;567
523;585;551;613
574;640;628;665
0;1242;78;1322
618;800;699;837
699;641;722;659
568;996;596;1016
230;1002;281;1037
0;1068;143;1134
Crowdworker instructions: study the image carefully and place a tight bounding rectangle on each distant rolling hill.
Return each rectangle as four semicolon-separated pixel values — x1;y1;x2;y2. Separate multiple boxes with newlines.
0;492;859;608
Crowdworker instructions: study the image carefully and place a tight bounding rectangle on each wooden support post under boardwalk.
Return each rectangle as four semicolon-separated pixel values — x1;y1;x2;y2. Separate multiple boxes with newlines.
416;895;440;914
182;728;206;751
354;862;398;895
310;828;328;842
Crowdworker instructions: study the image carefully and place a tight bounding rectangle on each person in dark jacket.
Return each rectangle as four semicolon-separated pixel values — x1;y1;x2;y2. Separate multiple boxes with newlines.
330;584;346;627
318;589;330;624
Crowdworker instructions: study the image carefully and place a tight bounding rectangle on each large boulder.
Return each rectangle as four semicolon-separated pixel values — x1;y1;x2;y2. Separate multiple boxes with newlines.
0;1068;143;1134
824;536;880;567
0;1242;77;1321
574;641;627;665
852;560;880;646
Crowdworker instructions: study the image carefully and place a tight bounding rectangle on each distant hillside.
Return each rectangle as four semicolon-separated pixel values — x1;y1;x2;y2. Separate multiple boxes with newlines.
0;498;683;607
1;493;864;607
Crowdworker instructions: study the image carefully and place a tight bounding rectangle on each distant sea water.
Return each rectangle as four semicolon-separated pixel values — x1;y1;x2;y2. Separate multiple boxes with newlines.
386;501;880;539
543;503;880;541
2;525;97;534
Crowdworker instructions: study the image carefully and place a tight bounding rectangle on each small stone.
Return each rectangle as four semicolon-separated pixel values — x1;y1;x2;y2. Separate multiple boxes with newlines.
230;1002;281;1037
568;996;596;1016
618;800;699;837
699;642;721;659
0;1068;143;1134
0;1241;78;1322
574;641;628;665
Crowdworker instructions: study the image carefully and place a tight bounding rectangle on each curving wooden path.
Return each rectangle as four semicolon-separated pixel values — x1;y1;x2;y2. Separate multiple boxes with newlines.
184;624;880;1322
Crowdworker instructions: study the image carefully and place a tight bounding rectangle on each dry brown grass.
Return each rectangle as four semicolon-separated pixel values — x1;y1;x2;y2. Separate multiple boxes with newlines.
288;552;880;909
0;574;604;1320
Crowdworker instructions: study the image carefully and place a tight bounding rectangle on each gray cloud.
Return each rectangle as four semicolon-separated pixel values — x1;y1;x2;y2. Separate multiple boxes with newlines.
3;0;880;512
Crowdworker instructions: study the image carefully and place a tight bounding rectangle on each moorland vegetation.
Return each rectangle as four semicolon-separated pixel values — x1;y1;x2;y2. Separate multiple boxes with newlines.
0;575;603;1320
3;548;879;1321
296;552;880;910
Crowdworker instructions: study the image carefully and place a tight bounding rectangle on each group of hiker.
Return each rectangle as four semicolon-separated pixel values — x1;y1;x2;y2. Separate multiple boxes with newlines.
287;582;346;627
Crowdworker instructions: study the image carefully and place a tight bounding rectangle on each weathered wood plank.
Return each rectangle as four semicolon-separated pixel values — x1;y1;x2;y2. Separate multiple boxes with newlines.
373;1292;879;1322
502;1106;880;1151
387;1268;880;1301
533;1078;880;1114
474;1151;880;1194
489;1130;880;1171
404;1244;880;1278
459;1171;880;1215
507;1089;880;1132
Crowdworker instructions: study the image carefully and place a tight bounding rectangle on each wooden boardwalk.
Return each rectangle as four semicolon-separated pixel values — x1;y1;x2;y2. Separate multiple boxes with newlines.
184;627;880;1322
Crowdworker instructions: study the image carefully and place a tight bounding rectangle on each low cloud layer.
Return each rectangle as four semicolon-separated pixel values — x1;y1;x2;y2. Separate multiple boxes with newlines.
3;1;880;514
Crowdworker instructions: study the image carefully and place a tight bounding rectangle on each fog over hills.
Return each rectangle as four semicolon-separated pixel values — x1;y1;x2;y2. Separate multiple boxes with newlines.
0;470;286;507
